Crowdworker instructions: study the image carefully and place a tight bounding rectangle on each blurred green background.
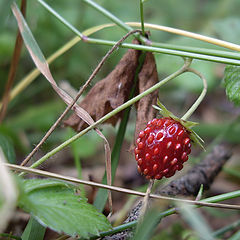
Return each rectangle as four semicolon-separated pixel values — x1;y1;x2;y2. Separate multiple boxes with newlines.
1;1;240;238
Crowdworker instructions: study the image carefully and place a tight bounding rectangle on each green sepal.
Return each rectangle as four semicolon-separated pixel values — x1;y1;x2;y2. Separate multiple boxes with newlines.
153;99;205;150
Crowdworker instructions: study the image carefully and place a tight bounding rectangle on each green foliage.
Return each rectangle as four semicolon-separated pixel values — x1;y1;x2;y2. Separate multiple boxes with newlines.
213;18;240;44
0;0;14;31
223;65;240;106
2;0;240;239
6;101;65;131
18;178;112;238
69;129;101;158
0;133;16;164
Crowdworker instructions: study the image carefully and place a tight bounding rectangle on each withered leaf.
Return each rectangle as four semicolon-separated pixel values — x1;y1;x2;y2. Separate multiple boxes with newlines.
134;52;159;142
64;40;141;132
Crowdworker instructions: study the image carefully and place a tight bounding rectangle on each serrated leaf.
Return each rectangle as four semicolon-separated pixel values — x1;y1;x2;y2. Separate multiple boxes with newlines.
224;65;240;106
18;179;111;238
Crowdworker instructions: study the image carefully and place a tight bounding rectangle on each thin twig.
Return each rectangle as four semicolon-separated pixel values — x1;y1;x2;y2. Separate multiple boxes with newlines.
20;29;141;166
4;163;240;211
0;0;27;122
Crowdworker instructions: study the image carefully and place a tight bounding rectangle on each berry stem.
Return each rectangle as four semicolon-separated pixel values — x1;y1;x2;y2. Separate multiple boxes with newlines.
140;179;155;218
181;67;208;121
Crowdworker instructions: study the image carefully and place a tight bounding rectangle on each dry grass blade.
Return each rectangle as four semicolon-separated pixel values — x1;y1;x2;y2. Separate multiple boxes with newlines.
4;163;240;211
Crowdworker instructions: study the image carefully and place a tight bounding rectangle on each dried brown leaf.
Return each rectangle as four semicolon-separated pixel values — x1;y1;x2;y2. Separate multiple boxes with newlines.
64;40;141;131
134;52;159;142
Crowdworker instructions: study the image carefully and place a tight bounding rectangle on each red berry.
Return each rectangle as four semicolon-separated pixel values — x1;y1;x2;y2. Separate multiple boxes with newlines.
134;117;191;180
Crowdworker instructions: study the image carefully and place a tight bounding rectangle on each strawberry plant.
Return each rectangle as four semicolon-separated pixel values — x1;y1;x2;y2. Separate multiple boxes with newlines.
1;1;240;240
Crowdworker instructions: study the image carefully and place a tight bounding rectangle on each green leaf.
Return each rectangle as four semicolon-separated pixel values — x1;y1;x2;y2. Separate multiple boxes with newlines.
223;65;240;106
22;216;46;240
18;179;112;238
0;133;16;163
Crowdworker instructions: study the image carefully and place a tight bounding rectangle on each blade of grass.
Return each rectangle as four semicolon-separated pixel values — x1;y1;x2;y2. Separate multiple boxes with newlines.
79;0;148;44
93;52;147;212
224;167;240;178
22;216;46;240
213;219;240;238
229;230;240;240
178;203;214;240
132;208;160;240
139;0;145;36
68;128;85;197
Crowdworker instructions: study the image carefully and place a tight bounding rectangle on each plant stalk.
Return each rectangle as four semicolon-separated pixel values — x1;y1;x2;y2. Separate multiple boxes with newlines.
139;0;145;35
181;68;208;121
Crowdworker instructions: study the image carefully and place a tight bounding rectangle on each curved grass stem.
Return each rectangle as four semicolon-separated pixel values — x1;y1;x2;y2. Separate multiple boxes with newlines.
181;68;208;121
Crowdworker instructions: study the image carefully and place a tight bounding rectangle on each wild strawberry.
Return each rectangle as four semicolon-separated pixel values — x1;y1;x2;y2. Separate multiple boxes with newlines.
134;117;192;180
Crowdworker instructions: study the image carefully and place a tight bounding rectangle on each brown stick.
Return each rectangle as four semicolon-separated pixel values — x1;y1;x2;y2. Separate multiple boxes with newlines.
20;29;141;166
103;144;232;240
0;0;27;122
